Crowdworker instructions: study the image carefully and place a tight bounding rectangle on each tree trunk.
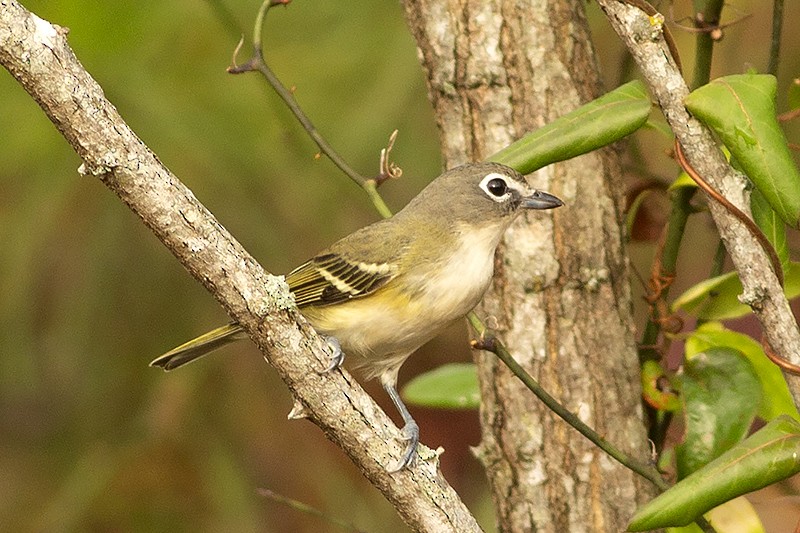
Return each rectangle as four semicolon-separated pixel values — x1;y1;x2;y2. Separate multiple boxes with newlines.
401;1;655;531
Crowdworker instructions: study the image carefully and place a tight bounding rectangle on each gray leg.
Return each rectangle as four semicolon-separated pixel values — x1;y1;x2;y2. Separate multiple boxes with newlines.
383;380;419;471
319;335;344;374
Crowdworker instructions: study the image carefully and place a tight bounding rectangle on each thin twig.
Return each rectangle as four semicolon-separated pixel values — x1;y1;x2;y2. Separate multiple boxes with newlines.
376;130;403;186
227;59;366;187
768;0;785;76
689;0;725;89
467;312;670;492
474;304;722;533
257;488;365;533
223;0;398;215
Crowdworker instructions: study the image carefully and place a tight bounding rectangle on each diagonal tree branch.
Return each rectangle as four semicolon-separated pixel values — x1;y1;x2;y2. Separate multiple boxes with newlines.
596;0;800;407
0;1;480;531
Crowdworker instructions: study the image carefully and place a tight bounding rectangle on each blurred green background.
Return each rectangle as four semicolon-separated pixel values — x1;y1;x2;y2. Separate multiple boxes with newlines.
1;1;799;532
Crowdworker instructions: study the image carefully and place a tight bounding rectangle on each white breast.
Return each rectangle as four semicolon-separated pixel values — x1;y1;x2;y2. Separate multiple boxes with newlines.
419;222;504;320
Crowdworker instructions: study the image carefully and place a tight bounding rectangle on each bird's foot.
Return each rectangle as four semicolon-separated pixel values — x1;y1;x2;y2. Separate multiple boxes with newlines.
388;420;419;473
318;335;344;374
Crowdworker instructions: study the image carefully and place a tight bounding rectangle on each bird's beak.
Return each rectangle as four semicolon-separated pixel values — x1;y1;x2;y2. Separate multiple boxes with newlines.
521;190;563;210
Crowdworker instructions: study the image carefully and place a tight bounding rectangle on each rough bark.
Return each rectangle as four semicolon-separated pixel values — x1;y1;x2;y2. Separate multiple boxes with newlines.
401;1;655;531
0;2;481;531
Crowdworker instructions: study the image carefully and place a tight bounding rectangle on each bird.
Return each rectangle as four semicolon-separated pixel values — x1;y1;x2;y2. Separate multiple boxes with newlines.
151;161;562;470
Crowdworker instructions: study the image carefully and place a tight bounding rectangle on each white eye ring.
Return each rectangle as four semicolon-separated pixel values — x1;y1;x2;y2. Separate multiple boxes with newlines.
479;173;514;202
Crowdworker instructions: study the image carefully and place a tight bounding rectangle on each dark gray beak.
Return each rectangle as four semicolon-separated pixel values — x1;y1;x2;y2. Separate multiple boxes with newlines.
521;190;563;210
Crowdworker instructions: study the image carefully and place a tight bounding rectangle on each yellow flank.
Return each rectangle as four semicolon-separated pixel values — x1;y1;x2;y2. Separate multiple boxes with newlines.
299;285;425;380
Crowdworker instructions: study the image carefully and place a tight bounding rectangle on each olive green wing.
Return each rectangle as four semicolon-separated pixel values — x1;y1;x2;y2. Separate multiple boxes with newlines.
286;253;398;307
286;216;414;307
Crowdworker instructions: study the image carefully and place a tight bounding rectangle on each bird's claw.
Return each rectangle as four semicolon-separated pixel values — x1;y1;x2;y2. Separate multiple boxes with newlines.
318;335;344;374
388;420;419;473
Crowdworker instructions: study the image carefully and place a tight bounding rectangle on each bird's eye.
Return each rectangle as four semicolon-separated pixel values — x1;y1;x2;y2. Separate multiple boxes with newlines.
479;172;517;203
486;178;508;197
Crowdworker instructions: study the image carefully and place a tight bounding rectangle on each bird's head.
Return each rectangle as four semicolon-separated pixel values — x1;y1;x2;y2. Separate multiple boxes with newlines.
402;162;563;227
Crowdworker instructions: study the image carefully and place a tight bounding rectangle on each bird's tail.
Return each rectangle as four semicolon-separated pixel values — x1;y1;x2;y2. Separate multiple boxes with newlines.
150;323;246;371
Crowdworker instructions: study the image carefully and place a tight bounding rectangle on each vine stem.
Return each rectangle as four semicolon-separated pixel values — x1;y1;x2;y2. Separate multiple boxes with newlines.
690;0;725;88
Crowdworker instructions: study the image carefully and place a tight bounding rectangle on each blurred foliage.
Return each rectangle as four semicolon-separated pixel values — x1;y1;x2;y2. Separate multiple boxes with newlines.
1;0;800;532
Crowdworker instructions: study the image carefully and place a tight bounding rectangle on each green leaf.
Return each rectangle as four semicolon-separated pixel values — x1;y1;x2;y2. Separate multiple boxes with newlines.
750;187;789;272
490;80;651;174
685;322;799;421
668;170;698;191
402;363;480;409
675;347;761;479
671;270;739;318
628;415;800;531
641;360;681;412
685;74;800;228
666;497;765;533
625;188;653;237
672;262;800;320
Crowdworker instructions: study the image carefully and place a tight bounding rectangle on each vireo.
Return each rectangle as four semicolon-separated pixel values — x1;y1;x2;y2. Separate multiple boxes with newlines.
152;162;562;470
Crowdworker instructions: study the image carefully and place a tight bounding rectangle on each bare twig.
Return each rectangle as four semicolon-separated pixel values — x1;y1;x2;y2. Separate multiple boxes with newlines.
467;313;670;492
213;1;395;221
226;1;363;188
0;2;480;531
257;488;365;533
670;4;751;39
769;0;785;76
375;129;403;186
778;107;800;123
224;0;394;220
